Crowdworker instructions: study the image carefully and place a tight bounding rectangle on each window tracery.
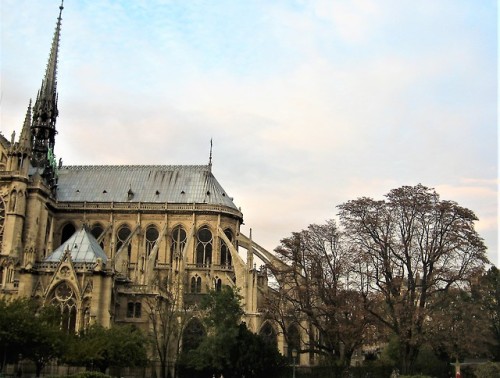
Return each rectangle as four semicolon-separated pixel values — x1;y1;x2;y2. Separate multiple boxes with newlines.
196;226;212;266
50;281;77;333
220;229;233;267
190;275;202;293
116;224;132;257
145;225;159;257
170;225;187;263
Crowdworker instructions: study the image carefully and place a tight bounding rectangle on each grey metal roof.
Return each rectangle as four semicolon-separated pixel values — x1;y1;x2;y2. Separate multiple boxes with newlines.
45;228;108;263
55;165;238;209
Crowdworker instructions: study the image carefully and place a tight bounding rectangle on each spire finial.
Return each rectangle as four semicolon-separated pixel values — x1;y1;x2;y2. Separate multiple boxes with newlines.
208;138;213;171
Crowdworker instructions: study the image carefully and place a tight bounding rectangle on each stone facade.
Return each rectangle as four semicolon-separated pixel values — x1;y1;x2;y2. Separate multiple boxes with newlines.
0;1;312;367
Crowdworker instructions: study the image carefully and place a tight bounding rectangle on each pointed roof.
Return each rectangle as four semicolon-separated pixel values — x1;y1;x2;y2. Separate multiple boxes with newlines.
45;228;108;264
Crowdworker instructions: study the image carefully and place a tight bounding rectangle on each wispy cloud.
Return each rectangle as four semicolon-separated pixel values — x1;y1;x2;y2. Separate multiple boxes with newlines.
1;0;497;265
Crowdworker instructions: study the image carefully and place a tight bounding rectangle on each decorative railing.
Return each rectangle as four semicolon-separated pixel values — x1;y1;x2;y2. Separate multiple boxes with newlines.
54;201;243;218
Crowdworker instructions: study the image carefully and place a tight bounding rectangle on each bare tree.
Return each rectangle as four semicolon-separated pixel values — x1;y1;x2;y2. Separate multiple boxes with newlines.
269;220;370;367
144;273;190;378
338;184;488;374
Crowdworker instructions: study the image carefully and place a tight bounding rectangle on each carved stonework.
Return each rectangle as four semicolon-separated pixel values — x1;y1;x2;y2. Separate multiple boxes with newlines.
84;278;93;295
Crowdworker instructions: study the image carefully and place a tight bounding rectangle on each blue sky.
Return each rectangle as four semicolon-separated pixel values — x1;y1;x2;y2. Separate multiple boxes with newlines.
1;0;498;265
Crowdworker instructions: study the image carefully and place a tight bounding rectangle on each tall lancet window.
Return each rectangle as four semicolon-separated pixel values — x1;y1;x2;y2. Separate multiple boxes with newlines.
196;226;212;267
170;225;187;263
220;229;233;267
50;281;77;333
116;225;132;258
145;225;159;258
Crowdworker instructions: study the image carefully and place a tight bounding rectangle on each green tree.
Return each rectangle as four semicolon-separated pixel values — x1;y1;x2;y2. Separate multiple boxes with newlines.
0;298;67;377
338;184;488;374
64;324;148;374
480;266;500;360
183;286;284;378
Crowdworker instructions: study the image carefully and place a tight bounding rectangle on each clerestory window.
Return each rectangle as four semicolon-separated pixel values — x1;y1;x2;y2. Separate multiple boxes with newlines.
220;229;233;267
196;226;212;266
145;225;159;258
171;225;187;263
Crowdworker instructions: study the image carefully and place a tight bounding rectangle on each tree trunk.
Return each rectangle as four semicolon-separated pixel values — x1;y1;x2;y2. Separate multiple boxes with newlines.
400;342;418;375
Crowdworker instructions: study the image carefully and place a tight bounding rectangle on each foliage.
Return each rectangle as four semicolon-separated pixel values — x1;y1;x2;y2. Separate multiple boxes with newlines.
64;324;148;373
479;266;500;360
426;286;493;361
338;184;488;374
473;362;500;378
0;297;67;376
181;286;285;378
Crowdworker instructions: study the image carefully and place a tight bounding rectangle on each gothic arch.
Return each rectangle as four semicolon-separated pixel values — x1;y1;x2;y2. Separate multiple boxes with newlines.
220;228;233;267
195;225;212;266
259;321;278;347
287;323;301;361
170;224;187;263
60;222;76;245
116;223;132;255
47;280;79;333
145;224;159;258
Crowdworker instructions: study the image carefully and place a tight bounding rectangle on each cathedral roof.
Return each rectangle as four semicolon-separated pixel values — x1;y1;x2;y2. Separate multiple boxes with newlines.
45;228;108;264
55;165;238;210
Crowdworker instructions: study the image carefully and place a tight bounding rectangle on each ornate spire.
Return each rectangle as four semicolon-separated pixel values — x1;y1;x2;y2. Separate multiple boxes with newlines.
31;0;64;189
18;99;32;151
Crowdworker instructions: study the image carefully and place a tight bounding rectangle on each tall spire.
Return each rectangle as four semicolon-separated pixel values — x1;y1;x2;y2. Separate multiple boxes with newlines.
31;0;64;188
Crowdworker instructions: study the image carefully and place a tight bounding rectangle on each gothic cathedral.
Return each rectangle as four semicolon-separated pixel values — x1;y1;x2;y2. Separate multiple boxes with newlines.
0;1;303;363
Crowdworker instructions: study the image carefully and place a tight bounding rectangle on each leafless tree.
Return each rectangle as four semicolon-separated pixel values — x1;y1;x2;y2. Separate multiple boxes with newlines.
144;273;190;378
269;220;370;367
338;184;488;374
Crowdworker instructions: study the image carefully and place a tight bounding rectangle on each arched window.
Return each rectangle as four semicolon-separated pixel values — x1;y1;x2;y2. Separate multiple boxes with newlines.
182;318;205;352
116;225;132;257
91;223;105;249
61;223;76;245
215;277;222;292
259;322;278;347
0;196;5;247
170;225;187;263
196;226;212;266
220;229;233;267
287;324;301;362
145;225;159;257
50;281;77;333
190;275;202;293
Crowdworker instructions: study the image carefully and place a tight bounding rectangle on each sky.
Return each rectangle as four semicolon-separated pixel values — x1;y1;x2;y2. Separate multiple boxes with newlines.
0;0;498;266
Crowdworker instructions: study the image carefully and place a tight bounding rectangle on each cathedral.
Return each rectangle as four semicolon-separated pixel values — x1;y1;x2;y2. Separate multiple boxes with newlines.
0;1;305;368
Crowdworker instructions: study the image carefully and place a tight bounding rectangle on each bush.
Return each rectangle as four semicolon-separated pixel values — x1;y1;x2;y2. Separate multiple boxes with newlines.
474;362;500;378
